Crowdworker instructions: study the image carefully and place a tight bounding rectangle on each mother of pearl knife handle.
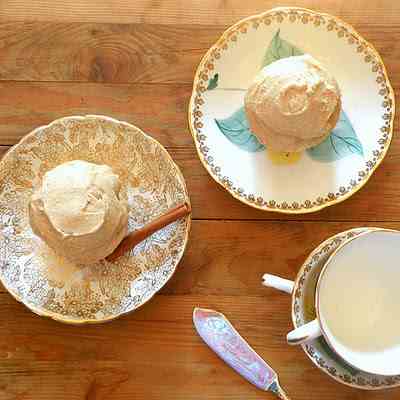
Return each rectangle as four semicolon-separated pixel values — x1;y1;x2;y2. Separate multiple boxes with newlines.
193;308;291;399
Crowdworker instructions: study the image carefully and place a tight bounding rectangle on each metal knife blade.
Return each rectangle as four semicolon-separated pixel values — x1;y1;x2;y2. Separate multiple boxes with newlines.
193;307;290;399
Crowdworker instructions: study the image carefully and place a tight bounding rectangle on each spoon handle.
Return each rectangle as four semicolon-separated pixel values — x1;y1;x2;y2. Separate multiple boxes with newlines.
106;202;191;262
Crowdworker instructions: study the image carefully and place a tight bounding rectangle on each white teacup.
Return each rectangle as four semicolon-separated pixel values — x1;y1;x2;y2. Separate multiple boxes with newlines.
264;229;400;376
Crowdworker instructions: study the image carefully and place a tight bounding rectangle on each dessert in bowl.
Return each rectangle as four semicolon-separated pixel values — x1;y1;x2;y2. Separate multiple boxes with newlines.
29;160;129;264
0;115;191;323
189;7;394;213
245;54;341;153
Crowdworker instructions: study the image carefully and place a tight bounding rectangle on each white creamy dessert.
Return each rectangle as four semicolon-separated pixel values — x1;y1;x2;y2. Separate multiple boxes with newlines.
245;54;341;152
29;160;128;264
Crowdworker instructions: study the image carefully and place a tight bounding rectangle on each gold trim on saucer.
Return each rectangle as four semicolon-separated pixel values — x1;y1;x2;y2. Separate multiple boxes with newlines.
291;228;400;389
314;228;399;376
188;7;395;213
0;115;191;325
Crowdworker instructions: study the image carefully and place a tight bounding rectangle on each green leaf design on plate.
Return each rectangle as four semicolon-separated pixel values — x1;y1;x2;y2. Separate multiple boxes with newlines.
262;29;303;68
213;29;361;161
214;107;265;152
215;30;303;152
306;111;364;162
207;73;219;90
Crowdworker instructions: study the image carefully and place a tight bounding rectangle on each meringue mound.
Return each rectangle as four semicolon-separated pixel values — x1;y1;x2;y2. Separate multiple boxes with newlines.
29;160;128;264
245;54;341;152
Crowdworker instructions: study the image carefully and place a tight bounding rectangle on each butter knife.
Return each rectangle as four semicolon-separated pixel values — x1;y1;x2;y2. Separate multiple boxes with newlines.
193;307;290;399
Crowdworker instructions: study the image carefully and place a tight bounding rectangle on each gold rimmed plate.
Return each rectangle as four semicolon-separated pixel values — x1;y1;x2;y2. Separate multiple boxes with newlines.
0;115;191;324
188;7;394;213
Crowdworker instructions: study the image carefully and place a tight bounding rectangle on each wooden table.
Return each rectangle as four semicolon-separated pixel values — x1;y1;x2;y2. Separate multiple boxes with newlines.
0;1;399;399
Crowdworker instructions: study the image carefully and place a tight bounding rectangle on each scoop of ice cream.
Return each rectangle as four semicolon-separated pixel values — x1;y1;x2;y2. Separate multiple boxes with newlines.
29;160;128;264
244;54;341;152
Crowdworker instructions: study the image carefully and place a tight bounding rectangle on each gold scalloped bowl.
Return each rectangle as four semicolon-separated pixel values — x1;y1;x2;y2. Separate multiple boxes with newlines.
188;7;394;213
0;115;191;324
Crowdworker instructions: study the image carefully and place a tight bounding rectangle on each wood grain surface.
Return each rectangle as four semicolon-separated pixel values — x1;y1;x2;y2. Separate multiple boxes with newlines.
1;0;399;25
0;1;399;399
0;22;399;84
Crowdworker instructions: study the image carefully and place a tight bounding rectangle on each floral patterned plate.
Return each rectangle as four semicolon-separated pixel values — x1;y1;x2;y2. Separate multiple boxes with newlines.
293;228;400;389
189;7;394;213
0;115;191;324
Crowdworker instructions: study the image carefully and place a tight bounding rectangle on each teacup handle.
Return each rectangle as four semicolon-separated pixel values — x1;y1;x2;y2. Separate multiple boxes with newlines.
262;274;294;294
262;274;322;346
286;319;321;345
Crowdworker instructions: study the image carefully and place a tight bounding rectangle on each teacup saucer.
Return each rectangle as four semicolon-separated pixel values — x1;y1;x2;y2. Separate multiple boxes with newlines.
293;228;400;389
0;115;191;324
189;7;394;213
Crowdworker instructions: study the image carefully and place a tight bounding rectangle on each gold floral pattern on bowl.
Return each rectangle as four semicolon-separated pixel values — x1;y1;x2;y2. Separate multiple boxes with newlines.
0;115;191;324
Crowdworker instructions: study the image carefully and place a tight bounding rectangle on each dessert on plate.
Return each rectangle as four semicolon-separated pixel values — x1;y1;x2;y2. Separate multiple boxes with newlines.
29;160;128;264
244;54;341;152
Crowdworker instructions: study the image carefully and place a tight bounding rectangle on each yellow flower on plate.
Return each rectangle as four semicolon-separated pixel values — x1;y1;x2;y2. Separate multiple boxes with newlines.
267;150;302;165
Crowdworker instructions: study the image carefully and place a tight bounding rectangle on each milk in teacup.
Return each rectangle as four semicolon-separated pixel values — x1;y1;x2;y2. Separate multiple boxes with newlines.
319;230;400;353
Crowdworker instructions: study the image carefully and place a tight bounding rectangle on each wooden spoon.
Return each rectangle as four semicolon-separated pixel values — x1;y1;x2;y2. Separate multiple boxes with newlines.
106;202;191;262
